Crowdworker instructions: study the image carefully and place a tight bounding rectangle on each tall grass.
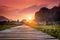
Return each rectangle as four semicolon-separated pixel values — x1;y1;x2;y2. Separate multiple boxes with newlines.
32;25;60;39
0;24;21;31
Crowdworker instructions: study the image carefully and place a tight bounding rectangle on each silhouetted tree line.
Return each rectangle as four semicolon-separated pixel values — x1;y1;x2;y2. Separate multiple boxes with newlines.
0;20;24;25
0;21;7;25
0;16;23;25
0;21;15;25
35;4;60;25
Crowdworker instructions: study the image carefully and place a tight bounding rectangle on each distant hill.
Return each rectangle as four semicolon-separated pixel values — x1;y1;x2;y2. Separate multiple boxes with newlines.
0;16;9;22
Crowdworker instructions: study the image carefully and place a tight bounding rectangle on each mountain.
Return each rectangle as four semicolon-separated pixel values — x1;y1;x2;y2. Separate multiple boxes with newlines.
0;16;9;21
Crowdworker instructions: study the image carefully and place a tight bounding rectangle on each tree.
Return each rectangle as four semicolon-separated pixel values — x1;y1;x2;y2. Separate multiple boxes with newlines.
35;4;60;25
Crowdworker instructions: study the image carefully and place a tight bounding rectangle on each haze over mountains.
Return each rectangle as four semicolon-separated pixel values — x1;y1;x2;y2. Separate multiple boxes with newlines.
0;16;9;21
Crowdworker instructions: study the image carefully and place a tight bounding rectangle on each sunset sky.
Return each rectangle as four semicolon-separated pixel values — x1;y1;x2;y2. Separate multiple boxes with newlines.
0;0;60;21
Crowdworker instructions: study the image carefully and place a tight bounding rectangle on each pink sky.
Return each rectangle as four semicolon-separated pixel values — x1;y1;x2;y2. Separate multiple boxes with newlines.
0;0;60;20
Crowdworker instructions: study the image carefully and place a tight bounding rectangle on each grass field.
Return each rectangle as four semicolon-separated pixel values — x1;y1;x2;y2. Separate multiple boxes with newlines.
0;24;21;31
32;25;60;39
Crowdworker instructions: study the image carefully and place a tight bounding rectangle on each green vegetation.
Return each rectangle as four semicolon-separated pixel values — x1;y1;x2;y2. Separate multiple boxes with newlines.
0;24;21;31
32;25;60;39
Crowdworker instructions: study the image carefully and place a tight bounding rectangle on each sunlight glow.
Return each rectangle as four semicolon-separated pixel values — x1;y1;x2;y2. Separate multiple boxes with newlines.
25;15;34;22
27;16;32;20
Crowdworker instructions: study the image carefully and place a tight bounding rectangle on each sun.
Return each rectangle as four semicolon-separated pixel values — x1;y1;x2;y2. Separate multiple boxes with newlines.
27;16;32;20
25;16;34;22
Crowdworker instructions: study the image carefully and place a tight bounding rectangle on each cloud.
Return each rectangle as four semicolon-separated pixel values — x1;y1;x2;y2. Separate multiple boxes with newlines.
0;0;59;9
